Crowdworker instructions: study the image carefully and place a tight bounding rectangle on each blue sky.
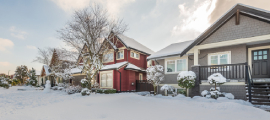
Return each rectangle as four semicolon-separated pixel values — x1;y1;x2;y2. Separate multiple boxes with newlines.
1;0;270;74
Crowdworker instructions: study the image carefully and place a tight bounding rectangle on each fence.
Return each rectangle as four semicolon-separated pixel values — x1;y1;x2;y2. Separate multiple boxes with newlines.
136;80;154;92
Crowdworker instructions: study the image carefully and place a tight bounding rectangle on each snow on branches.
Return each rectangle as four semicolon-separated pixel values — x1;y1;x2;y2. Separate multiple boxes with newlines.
146;65;165;95
177;71;196;96
207;73;226;85
27;68;38;86
160;84;174;92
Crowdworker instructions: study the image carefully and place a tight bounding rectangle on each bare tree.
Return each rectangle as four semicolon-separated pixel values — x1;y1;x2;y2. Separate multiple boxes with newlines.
57;4;127;88
33;48;54;66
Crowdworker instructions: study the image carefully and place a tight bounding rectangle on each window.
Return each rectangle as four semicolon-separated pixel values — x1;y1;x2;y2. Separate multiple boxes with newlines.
131;51;139;59
117;50;124;59
103;52;114;63
166;59;187;73
208;51;231;65
100;72;113;88
167;61;175;72
147;60;153;67
139;73;143;80
253;50;268;60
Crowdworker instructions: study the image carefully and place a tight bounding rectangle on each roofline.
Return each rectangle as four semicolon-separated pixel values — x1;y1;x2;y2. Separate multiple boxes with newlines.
180;3;270;57
124;68;146;72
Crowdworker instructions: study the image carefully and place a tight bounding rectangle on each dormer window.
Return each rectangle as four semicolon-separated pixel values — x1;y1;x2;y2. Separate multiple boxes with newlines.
117;50;124;60
131;51;139;59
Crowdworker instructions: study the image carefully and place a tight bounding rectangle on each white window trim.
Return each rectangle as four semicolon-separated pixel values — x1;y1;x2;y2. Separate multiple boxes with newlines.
208;51;231;65
165;58;188;74
139;73;143;80
100;70;113;89
103;52;114;63
116;50;124;60
130;51;140;60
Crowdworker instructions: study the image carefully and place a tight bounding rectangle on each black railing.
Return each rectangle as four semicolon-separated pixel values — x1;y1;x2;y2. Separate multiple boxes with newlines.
136;80;154;92
199;63;247;80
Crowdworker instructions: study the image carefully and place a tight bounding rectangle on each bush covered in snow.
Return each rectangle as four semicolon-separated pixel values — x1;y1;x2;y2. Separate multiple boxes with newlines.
66;85;82;94
160;84;175;96
146;65;165;95
177;71;196;96
97;89;116;94
81;88;91;96
80;79;88;88
203;73;227;99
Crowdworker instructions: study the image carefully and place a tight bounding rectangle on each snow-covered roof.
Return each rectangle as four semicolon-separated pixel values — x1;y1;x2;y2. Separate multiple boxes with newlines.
41;65;51;76
117;34;154;55
147;40;194;60
125;63;145;71
100;62;128;71
71;67;82;74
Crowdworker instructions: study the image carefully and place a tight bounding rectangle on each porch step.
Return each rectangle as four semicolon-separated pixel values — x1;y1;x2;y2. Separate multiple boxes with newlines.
252;99;270;102
246;82;270;106
251;102;270;105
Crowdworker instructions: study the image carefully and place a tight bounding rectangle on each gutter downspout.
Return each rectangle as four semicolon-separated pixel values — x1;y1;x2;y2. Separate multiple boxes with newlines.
117;70;122;92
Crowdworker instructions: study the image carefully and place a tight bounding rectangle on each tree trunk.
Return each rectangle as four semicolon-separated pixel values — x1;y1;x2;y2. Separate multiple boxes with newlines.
154;85;157;95
186;88;188;97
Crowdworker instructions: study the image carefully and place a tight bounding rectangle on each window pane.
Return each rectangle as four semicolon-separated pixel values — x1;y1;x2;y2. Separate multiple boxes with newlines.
101;74;106;87
177;59;186;71
254;52;257;55
107;73;113;87
167;61;175;72
210;56;218;65
259;56;262;60
220;54;228;64
263;50;267;55
263;55;267;59
131;52;134;57
254;56;257;60
135;53;139;58
103;53;113;62
258;51;262;55
117;51;123;59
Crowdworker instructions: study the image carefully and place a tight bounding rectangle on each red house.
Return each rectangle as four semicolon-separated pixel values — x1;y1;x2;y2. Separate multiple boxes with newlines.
97;34;154;92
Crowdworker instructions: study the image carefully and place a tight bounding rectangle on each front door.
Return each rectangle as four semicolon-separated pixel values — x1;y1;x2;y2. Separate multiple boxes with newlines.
252;49;270;78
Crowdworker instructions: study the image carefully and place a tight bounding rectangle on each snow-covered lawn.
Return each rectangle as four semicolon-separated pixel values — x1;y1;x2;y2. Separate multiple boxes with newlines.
1;86;270;120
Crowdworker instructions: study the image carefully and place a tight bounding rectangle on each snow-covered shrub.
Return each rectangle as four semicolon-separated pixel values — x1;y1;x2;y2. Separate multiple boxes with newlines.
51;86;58;90
58;87;64;90
0;77;10;89
160;84;175;96
201;90;209;97
146;65;165;95
43;80;51;93
207;73;226;98
177;71;196;96
81;88;91;96
27;68;38;86
66;85;82;94
137;91;150;96
96;89;116;94
224;93;234;99
57;83;65;87
80;79;88;88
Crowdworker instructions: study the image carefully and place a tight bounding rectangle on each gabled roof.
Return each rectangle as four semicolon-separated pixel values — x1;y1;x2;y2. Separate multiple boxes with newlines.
147;40;194;60
180;3;270;57
41;65;51;76
125;63;146;72
116;34;154;55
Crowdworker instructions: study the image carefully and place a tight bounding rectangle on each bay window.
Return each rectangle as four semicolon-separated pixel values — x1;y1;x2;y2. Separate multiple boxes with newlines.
100;72;113;88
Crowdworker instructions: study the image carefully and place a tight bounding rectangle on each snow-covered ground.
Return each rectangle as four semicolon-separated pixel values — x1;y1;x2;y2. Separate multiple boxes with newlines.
1;86;270;120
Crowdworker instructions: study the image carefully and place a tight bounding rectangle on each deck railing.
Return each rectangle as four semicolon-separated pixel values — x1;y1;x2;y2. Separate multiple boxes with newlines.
199;63;247;80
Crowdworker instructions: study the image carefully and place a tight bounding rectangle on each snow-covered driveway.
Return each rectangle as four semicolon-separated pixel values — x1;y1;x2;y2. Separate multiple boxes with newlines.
0;86;270;120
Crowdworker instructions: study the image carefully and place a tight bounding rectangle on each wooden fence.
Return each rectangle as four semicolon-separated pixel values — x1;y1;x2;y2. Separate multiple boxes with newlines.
136;80;154;92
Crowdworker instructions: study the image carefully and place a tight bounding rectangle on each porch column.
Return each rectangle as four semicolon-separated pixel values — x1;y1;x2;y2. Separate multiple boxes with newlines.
194;48;199;65
189;66;201;97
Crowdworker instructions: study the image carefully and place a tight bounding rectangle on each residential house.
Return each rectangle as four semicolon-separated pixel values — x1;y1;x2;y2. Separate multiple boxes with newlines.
97;34;154;92
148;4;270;105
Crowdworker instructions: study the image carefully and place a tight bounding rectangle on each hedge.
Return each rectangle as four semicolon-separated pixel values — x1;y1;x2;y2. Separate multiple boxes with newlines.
97;89;116;94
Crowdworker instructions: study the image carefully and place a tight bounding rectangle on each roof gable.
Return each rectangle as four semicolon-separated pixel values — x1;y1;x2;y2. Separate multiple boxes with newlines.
180;3;270;56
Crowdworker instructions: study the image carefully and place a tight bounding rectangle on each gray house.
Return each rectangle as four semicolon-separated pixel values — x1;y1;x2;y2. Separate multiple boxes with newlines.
148;3;270;105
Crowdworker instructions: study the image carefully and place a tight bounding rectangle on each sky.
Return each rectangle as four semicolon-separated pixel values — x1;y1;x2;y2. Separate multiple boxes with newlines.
1;0;270;75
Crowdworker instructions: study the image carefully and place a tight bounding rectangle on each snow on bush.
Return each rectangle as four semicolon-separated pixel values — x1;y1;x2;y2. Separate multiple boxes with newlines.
66;85;82;94
43;80;51;93
177;71;196;96
81;88;91;96
0;77;10;89
208;73;226;84
201;90;209;97
80;79;88;88
224;93;235;99
146;65;165;95
160;84;174;92
137;91;150;96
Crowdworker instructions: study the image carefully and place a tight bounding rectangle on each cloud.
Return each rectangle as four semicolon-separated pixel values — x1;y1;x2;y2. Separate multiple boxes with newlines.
50;0;135;17
0;38;14;52
10;26;27;39
0;62;11;67
26;45;37;50
171;0;217;41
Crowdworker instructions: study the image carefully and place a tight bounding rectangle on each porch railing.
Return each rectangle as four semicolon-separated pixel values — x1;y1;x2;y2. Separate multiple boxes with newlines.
136;80;154;92
199;63;247;80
